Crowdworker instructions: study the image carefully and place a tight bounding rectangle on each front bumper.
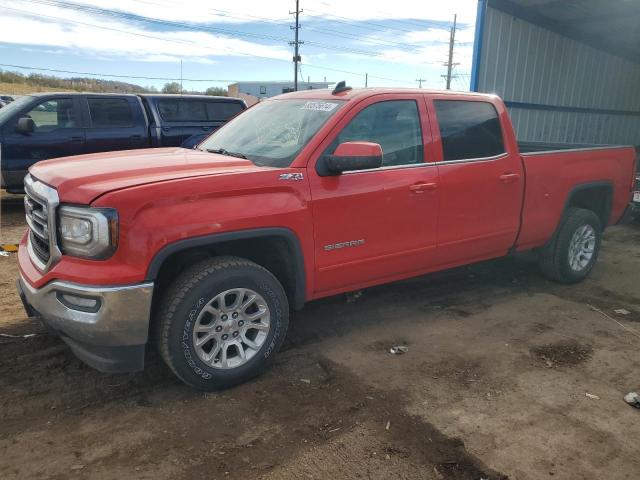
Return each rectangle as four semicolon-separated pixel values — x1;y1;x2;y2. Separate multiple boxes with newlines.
17;275;154;373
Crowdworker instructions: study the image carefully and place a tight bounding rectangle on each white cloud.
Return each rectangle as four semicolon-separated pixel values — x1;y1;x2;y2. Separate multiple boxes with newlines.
24;0;477;25
0;4;292;63
0;0;477;87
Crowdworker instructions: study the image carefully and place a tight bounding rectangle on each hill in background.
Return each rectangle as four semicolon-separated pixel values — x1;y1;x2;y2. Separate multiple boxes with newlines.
0;69;227;96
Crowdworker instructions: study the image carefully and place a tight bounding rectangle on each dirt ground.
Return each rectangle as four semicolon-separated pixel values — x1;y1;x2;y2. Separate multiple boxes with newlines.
1;193;639;480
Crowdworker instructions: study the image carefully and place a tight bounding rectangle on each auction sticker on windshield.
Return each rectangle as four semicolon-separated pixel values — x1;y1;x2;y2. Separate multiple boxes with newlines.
301;101;339;112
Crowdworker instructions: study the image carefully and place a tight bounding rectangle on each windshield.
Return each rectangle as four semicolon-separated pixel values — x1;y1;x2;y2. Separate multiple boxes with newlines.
198;98;344;167
0;96;34;124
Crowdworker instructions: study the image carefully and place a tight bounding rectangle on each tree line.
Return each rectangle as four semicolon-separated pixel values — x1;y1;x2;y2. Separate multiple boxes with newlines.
0;69;227;96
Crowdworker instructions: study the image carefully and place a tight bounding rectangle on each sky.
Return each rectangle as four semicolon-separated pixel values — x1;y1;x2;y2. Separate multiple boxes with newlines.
0;0;478;92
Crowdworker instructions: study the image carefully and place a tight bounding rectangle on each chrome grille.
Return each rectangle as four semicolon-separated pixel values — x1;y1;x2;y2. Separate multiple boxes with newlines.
24;175;60;270
25;193;49;241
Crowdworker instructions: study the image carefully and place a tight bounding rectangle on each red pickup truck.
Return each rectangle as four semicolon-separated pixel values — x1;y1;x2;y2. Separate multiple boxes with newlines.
17;84;636;390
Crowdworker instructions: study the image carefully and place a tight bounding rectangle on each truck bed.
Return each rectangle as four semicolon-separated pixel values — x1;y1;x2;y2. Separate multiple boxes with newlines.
515;144;636;251
518;141;627;154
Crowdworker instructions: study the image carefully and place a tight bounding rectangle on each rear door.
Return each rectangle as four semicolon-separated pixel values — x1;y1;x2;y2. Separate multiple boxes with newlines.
198;99;245;139
309;94;440;294
427;97;524;265
82;96;148;153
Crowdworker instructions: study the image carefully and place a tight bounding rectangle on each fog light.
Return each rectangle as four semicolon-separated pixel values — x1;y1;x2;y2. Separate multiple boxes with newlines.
57;292;100;312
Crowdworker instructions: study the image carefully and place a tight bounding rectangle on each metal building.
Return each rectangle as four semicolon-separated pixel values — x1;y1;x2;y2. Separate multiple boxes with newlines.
470;0;640;147
228;81;333;100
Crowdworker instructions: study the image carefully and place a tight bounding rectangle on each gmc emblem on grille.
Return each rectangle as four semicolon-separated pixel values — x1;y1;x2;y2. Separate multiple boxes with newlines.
324;239;365;251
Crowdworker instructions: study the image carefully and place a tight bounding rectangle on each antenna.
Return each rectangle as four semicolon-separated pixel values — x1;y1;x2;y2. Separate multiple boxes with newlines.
332;81;352;94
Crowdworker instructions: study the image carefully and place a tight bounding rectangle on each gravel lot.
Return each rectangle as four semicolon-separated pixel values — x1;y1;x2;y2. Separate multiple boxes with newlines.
1;193;639;480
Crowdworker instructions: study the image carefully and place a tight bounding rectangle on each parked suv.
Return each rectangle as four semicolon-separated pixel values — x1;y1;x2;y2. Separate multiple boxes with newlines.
0;93;246;192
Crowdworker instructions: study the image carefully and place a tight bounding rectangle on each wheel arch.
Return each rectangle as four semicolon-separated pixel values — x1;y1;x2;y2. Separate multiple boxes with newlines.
563;181;613;230
146;228;306;310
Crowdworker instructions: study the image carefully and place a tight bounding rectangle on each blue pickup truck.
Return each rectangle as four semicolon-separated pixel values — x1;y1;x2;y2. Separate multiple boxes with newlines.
0;92;246;192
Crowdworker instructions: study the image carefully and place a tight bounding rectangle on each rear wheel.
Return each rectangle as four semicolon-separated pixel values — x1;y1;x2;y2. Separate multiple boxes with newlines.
538;207;602;284
157;256;289;390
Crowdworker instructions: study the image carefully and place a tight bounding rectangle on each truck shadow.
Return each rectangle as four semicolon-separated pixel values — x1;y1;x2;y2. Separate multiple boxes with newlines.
0;252;544;425
1;224;635;420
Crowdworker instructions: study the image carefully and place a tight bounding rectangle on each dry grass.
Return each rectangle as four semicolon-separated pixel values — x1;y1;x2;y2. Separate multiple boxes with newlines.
0;82;65;95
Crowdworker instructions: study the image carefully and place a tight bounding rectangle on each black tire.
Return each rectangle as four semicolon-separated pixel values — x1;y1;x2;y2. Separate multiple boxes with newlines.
538;207;602;284
157;256;289;390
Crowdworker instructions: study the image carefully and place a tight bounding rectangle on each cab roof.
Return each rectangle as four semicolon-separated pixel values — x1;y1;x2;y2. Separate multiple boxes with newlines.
274;87;496;102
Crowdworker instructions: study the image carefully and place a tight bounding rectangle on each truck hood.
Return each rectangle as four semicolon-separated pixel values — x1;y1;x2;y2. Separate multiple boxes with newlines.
30;147;268;204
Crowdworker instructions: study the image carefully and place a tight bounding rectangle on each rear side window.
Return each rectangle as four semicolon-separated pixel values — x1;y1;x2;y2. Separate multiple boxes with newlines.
88;98;133;127
157;99;243;122
205;102;244;121
434;100;505;161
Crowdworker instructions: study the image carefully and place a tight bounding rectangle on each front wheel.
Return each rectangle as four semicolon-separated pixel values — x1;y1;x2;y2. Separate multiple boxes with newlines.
157;256;289;390
538;207;602;284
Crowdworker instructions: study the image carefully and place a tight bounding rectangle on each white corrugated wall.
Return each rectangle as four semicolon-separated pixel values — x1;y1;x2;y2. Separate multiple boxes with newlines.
475;6;640;145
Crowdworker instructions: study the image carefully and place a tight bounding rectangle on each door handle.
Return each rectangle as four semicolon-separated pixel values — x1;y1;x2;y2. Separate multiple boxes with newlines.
130;134;142;141
70;136;83;143
409;182;438;193
202;126;211;131
499;173;521;183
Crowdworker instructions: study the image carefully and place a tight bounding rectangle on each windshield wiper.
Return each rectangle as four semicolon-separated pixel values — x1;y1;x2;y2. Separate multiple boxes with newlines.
205;148;247;159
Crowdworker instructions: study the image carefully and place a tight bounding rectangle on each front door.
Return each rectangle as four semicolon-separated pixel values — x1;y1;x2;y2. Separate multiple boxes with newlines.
308;95;440;295
2;96;85;179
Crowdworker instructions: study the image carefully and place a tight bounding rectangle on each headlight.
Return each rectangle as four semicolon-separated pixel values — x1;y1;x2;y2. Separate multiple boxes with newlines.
57;206;118;258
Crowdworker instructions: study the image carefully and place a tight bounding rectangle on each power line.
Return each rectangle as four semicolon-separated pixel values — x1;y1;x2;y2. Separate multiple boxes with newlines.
0;61;415;87
21;0;390;57
309;5;450;34
302;25;441;56
147;0;451;54
4;6;417;85
316;1;460;31
0;63;239;82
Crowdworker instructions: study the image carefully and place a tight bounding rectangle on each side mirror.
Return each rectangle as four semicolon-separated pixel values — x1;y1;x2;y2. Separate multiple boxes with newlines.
320;141;383;176
16;117;35;135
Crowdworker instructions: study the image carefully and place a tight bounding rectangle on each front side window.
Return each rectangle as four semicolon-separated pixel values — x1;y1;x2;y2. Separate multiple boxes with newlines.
199;99;344;168
26;99;77;131
0;95;34;124
88;98;133;127
326;100;424;167
434;100;505;161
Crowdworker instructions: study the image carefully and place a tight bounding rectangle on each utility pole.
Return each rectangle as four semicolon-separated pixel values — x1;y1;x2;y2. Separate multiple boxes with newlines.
365;73;368;88
416;77;425;88
180;59;183;95
289;0;303;91
444;13;457;90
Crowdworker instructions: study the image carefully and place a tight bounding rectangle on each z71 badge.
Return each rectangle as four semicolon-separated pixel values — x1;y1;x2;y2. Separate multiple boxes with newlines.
324;239;365;251
279;173;304;181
